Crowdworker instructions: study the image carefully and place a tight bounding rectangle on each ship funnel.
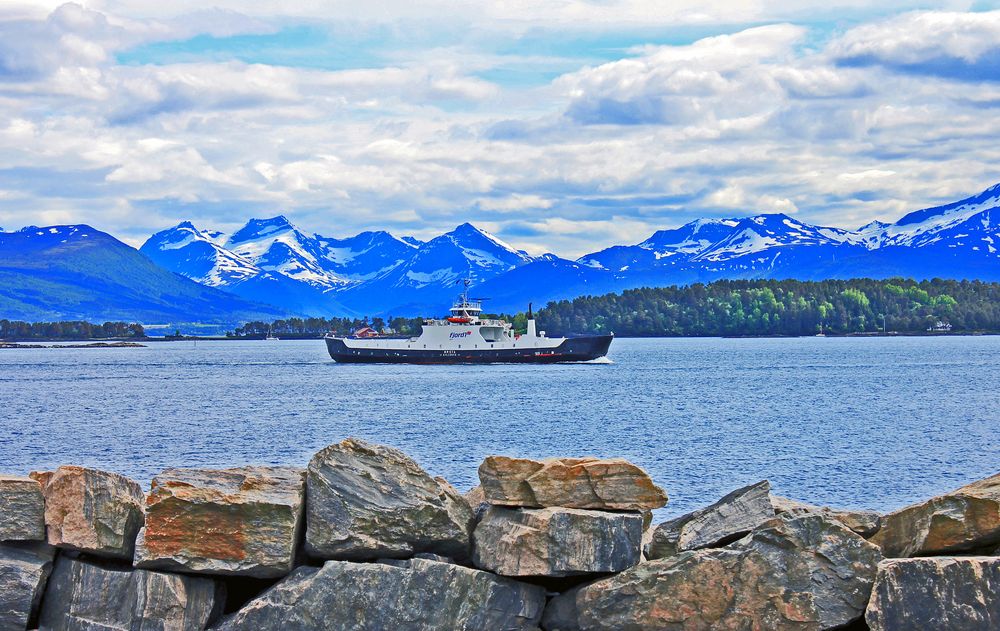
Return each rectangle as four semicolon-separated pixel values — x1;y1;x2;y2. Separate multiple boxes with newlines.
526;302;537;338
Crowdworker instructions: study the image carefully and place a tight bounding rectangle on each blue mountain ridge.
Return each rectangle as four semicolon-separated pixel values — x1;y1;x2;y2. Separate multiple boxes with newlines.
3;183;999;323
0;225;288;326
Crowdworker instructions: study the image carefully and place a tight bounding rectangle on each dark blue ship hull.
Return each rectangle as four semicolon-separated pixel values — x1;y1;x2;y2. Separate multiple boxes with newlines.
325;334;613;364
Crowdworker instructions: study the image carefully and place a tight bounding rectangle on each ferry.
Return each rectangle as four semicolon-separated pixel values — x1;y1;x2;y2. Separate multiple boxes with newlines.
324;282;613;364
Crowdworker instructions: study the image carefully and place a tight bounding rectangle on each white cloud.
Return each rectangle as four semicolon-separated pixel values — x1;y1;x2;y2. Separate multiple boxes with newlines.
1;3;999;258
11;0;967;30
705;185;799;214
558;25;806;126
476;194;554;212
828;10;1000;67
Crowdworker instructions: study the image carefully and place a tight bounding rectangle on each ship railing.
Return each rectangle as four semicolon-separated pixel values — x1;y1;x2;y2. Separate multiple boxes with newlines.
477;319;509;327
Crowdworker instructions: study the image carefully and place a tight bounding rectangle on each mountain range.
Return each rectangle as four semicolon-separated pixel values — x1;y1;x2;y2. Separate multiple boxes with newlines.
139;218;537;316
2;183;999;327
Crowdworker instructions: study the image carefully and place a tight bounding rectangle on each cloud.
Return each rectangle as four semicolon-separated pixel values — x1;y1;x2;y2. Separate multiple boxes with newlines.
559;24;806;125
1;3;999;259
10;1;965;30
705;185;799;214
475;194;554;212
829;10;1000;81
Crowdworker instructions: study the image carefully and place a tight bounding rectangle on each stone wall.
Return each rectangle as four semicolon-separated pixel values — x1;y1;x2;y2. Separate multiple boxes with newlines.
0;442;997;630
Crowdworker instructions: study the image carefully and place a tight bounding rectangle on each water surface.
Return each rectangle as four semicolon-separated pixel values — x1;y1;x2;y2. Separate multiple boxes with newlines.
1;336;997;517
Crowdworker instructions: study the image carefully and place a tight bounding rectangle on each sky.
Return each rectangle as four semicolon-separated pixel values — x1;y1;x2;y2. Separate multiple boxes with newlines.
1;1;999;257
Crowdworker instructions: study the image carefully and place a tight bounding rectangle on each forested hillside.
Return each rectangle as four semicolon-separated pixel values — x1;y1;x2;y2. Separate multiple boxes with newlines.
535;279;1000;337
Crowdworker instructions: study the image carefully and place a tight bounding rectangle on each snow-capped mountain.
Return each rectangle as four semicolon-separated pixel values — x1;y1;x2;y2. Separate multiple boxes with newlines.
856;183;1000;250
579;219;740;275
831;184;1000;280
578;214;860;283
128;183;1000;318
691;214;856;263
641;218;743;257
396;222;533;287
224;216;350;290
315;231;418;281
140;218;538;316
140;221;260;286
506;184;1000;311
334;223;537;314
142;216;357;316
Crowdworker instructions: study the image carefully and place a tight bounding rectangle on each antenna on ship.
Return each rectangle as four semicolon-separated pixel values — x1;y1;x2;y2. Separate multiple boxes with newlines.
456;277;472;304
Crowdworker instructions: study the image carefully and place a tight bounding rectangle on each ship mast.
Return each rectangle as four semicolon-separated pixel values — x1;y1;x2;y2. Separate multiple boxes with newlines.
447;278;482;324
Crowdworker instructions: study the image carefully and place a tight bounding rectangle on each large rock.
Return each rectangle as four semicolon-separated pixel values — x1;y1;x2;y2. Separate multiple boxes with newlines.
0;475;45;542
646;480;773;559
866;557;1000;630
39;556;221;631
545;514;882;631
214;557;546;630
473;505;642;577
770;495;882;537
0;542;55;630
305;438;473;561
34;466;144;560
134;466;305;579
870;472;1000;557
478;456;666;510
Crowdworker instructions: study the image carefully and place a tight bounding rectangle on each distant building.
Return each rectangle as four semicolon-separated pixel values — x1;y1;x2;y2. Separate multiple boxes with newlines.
353;326;379;338
927;320;952;332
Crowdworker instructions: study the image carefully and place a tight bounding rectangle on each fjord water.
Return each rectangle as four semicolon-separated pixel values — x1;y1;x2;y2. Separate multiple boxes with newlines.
1;336;997;517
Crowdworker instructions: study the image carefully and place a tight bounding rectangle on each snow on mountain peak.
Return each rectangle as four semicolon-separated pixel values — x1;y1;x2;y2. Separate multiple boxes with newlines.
637;217;740;256
134;182;1000;316
220;217;353;290
862;184;1000;248
140;221;260;286
445;223;531;267
692;214;852;262
227;215;294;245
449;222;523;256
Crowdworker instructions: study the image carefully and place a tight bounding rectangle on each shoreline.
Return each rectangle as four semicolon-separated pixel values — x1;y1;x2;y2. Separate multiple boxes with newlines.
2;330;997;343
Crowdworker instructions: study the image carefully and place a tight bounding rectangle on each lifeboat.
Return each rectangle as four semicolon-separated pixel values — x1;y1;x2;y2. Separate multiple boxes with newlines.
447;316;473;324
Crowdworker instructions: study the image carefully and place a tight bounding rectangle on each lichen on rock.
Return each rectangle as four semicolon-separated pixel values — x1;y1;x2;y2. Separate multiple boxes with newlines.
134;465;306;579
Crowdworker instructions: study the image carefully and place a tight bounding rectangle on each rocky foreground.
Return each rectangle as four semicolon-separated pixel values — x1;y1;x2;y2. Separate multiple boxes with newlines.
1;440;998;630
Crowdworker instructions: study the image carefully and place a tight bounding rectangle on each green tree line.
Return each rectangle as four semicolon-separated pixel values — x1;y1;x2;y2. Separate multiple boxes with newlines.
535;278;1000;337
230;316;426;338
0;320;145;340
231;312;528;338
